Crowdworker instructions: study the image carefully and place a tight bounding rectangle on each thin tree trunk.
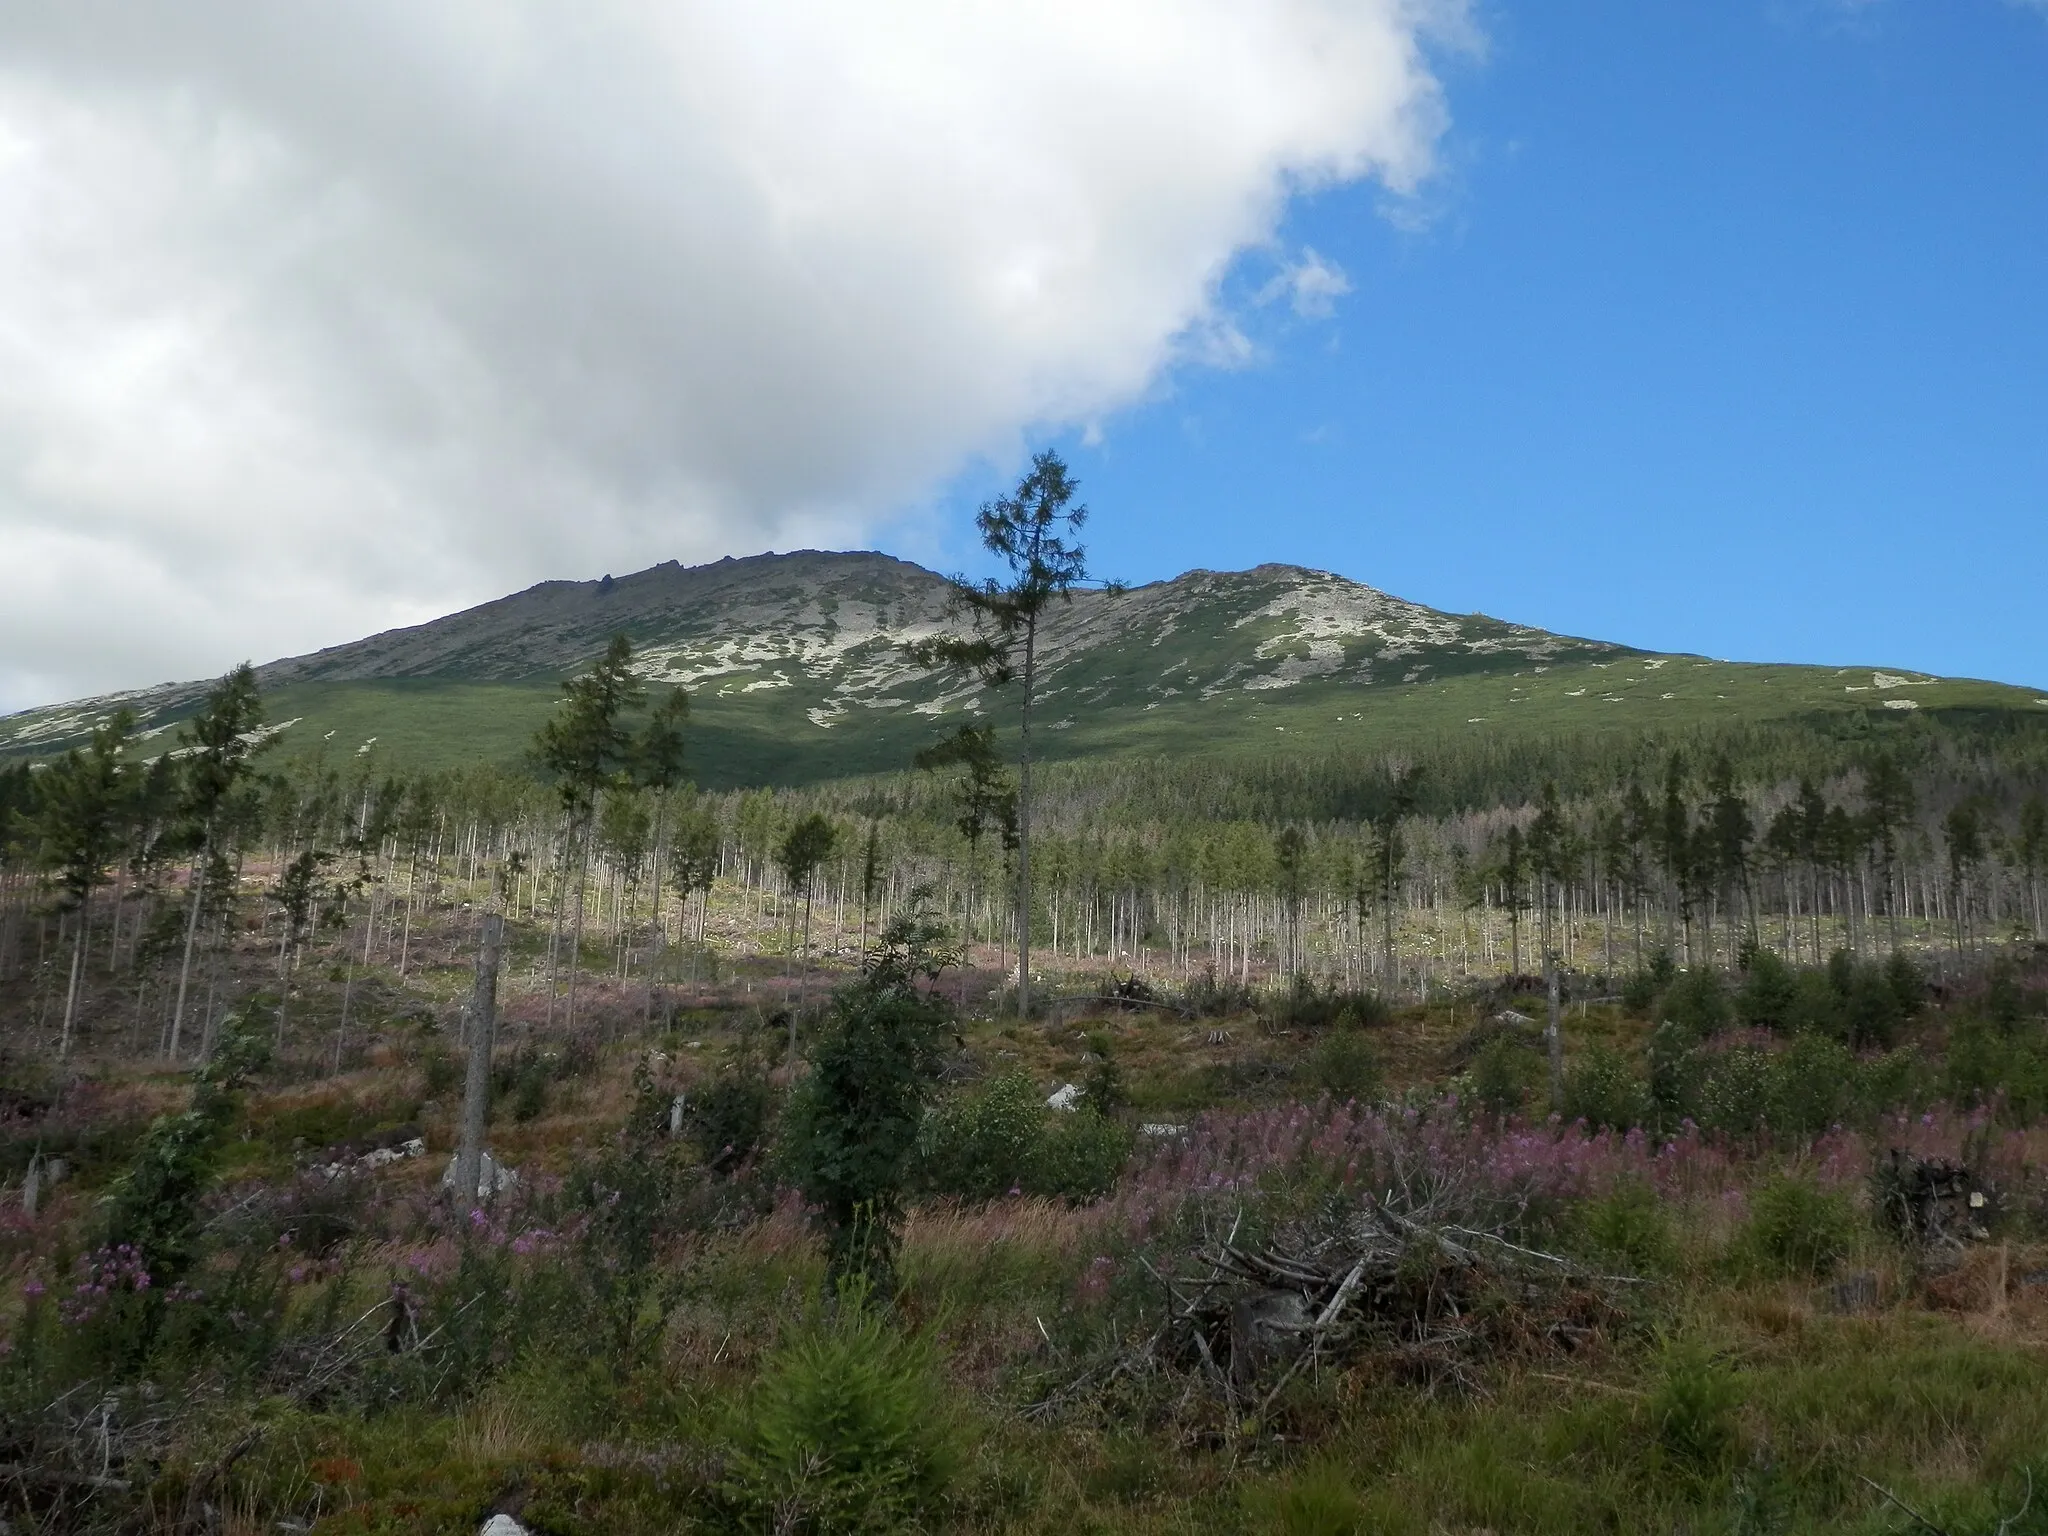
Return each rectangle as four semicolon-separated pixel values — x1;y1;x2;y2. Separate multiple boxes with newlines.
453;912;503;1208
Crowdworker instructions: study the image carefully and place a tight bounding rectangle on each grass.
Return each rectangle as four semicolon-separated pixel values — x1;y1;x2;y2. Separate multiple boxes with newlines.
7;907;2048;1535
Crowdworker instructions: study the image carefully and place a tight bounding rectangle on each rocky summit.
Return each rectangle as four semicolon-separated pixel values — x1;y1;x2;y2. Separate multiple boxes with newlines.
2;551;2034;785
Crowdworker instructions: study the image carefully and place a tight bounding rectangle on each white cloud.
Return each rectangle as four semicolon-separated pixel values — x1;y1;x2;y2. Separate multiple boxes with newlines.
1258;247;1355;320
0;1;1467;711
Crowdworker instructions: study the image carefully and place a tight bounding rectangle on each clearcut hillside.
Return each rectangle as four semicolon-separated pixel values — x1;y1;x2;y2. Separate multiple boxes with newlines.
4;550;2040;787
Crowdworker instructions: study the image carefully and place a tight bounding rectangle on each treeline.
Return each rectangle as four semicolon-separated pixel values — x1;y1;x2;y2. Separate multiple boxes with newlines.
5;660;2047;1066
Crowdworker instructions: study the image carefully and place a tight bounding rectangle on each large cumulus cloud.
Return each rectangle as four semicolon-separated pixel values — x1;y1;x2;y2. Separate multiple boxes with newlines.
0;1;1466;710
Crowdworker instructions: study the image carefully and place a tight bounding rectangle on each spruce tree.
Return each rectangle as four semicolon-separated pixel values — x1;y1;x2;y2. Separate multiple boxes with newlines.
169;665;266;1063
912;450;1116;1017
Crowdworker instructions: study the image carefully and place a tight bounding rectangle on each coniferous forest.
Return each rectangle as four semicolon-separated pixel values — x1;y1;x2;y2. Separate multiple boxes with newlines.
6;507;2048;1532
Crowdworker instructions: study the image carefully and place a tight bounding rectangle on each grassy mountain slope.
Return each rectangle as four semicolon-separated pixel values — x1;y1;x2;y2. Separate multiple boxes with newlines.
4;550;2041;787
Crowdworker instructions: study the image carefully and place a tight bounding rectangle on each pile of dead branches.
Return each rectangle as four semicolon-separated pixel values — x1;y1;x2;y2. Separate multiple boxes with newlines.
1063;1191;1643;1421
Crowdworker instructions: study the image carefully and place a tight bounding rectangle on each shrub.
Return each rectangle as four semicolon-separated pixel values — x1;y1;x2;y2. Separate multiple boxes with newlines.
1823;951;1905;1049
1785;970;1844;1038
1665;967;1731;1041
723;1306;961;1534
690;1070;775;1174
1738;1175;1857;1278
1311;1026;1381;1105
784;898;957;1286
1735;951;1797;1032
1884;948;1926;1020
1698;1047;1775;1142
1468;1034;1537;1122
918;1071;1132;1202
1579;1180;1678;1276
1082;1032;1129;1115
1945;1020;2048;1123
1652;1340;1742;1471
1561;1046;1648;1132
102;1013;269;1284
1769;1033;1856;1139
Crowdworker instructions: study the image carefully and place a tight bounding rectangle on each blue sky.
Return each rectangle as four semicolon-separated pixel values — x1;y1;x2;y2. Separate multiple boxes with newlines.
934;2;2048;688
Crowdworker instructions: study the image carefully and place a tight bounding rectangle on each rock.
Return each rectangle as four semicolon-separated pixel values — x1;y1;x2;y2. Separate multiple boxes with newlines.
479;1516;530;1536
440;1151;518;1201
1046;1082;1084;1112
1139;1123;1189;1138
1230;1288;1311;1381
669;1093;688;1135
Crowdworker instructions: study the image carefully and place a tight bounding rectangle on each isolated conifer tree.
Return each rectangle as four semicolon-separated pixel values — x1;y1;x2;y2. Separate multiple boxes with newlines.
912;450;1117;1017
169;665;265;1063
915;722;1015;998
532;634;670;1033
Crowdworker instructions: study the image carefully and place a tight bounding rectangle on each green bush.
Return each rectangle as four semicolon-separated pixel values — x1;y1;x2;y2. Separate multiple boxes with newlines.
1737;1175;1857;1278
1082;1032;1129;1114
1311;1026;1381;1105
1698;1047;1775;1141
1768;1033;1856;1138
1784;969;1844;1037
918;1071;1132;1202
1579;1180;1679;1276
1736;951;1798;1032
1665;967;1731;1041
1560;1046;1648;1132
723;1306;961;1534
1033;1111;1133;1201
1468;1034;1537;1122
1946;1020;2048;1123
1652;1340;1742;1471
690;1070;775;1174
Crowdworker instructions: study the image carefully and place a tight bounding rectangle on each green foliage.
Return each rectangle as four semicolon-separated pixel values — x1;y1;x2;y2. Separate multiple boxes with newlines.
101;1012;270;1282
1242;1463;1367;1536
1652;1340;1742;1472
784;895;958;1284
1081;1032;1129;1114
1737;1175;1857;1279
1769;1032;1858;1137
1697;1047;1776;1141
1561;1046;1648;1132
690;1069;776;1174
1311;1024;1381;1105
723;1305;962;1535
1664;967;1730;1041
1945;1018;2048;1123
1578;1180;1679;1276
1468;1033;1538;1121
1736;950;1797;1032
918;1070;1132;1202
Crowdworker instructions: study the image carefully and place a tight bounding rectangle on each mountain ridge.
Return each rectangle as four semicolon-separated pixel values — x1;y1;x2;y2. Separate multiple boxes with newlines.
4;550;2039;785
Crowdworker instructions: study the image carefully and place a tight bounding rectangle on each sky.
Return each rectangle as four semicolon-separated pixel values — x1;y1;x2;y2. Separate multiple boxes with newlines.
1;1;2043;713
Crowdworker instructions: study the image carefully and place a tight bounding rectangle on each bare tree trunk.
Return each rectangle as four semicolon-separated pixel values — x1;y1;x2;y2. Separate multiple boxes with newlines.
453;913;503;1209
1016;621;1037;1019
169;845;209;1062
58;907;88;1062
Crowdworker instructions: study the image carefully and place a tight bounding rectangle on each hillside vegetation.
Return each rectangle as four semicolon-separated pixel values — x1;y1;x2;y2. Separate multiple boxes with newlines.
5;540;2048;1533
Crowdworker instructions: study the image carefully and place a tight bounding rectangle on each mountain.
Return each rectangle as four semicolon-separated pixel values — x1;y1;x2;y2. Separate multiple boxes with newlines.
4;551;2041;787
